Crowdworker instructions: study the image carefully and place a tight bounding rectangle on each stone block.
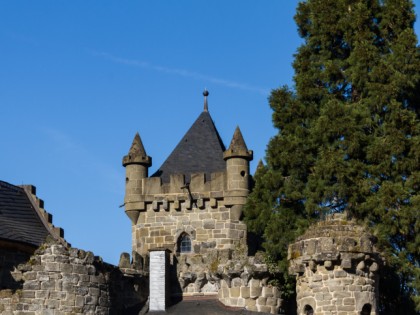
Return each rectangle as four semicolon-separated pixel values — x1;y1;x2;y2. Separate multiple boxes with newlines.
221;287;229;298
343;297;356;305
337;305;356;311
257;296;267;305
143;177;162;194
237;297;246;307
241;287;250;299
334;270;347;278
73;264;88;274
250;286;262;299
341;258;352;269
85;295;98;305
349;285;362;292
41;280;56;290
266;297;277;306
231;287;240;298
334;292;352;298
262;286;273;297
328;285;344;292
44;262;60;272
203;219;215;229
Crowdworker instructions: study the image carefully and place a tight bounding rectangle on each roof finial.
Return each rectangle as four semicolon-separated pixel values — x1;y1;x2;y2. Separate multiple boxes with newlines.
203;89;209;112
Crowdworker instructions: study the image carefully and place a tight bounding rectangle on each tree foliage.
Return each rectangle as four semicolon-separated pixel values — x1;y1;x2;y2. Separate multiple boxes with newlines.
244;0;420;312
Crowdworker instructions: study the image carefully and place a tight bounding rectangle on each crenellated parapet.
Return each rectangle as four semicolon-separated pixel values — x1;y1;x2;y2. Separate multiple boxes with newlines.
124;170;251;214
20;184;69;247
288;212;382;315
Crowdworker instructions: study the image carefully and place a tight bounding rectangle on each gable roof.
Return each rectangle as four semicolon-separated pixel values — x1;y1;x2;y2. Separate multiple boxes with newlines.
0;180;62;248
152;110;226;183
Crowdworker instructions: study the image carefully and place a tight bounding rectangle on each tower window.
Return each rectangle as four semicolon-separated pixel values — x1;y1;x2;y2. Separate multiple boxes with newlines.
361;304;372;315
178;234;192;253
303;305;314;315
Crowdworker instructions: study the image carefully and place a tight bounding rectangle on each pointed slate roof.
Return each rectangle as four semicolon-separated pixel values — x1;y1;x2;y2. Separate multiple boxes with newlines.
152;97;226;183
0;181;51;247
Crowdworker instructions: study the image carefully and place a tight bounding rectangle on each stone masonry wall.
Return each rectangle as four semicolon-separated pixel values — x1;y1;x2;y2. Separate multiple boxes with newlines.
288;214;381;315
218;279;282;314
169;247;282;315
134;197;247;256
130;172;248;257
0;240;147;315
294;265;378;315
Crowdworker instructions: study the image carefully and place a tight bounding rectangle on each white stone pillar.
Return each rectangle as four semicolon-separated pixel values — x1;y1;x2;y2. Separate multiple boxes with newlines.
149;249;169;311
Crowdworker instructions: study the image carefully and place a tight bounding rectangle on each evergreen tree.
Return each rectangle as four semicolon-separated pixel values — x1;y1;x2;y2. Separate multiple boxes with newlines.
244;0;420;312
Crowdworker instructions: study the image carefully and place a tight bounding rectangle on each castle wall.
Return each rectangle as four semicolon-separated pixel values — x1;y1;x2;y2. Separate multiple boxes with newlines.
130;172;248;257
0;240;147;315
294;265;377;315
218;279;282;314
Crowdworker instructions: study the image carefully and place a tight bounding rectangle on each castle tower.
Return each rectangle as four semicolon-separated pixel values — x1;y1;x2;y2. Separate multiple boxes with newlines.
122;91;253;258
122;132;152;225
223;127;253;221
288;213;381;315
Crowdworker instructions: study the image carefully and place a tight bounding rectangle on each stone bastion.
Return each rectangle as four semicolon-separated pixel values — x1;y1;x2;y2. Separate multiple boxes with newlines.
288;213;382;315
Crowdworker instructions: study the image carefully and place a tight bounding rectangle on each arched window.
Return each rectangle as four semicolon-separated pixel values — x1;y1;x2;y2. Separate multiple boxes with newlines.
361;304;372;315
303;305;314;315
178;233;192;253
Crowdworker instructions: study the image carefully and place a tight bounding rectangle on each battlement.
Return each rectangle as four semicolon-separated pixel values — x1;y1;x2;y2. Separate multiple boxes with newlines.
125;170;250;214
21;185;69;247
147;171;227;195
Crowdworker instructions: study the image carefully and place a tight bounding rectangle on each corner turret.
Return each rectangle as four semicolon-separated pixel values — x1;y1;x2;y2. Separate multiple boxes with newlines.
223;127;253;220
223;126;253;191
122;132;152;224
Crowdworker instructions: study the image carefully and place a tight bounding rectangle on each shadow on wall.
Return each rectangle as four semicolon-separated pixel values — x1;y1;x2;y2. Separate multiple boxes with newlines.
0;248;31;290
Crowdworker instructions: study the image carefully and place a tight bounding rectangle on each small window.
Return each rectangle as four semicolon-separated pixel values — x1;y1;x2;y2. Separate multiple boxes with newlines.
303;305;314;315
361;304;372;315
178;234;192;253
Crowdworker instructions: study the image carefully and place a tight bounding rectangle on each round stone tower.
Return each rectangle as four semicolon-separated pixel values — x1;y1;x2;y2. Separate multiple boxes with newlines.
223;126;253;220
288;213;381;315
122;132;152;225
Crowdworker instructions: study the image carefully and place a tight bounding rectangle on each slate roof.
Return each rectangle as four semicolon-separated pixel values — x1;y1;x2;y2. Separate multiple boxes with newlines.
152;110;226;183
0;180;51;247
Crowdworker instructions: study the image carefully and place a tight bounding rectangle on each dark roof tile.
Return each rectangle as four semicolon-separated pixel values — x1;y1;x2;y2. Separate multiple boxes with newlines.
0;181;50;247
152;111;226;183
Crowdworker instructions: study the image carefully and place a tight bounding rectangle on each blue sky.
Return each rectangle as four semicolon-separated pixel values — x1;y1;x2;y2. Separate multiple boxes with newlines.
1;2;419;265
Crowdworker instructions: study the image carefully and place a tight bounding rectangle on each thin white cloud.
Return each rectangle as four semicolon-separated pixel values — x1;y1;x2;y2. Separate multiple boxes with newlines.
91;51;270;95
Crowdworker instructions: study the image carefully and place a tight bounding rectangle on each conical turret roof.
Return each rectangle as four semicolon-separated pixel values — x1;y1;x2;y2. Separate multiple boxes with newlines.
130;132;147;156
152;93;226;183
223;126;253;161
122;132;152;167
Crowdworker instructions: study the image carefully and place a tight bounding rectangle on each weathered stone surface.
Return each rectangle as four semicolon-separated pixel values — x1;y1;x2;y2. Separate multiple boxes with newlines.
288;214;381;315
0;241;147;314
